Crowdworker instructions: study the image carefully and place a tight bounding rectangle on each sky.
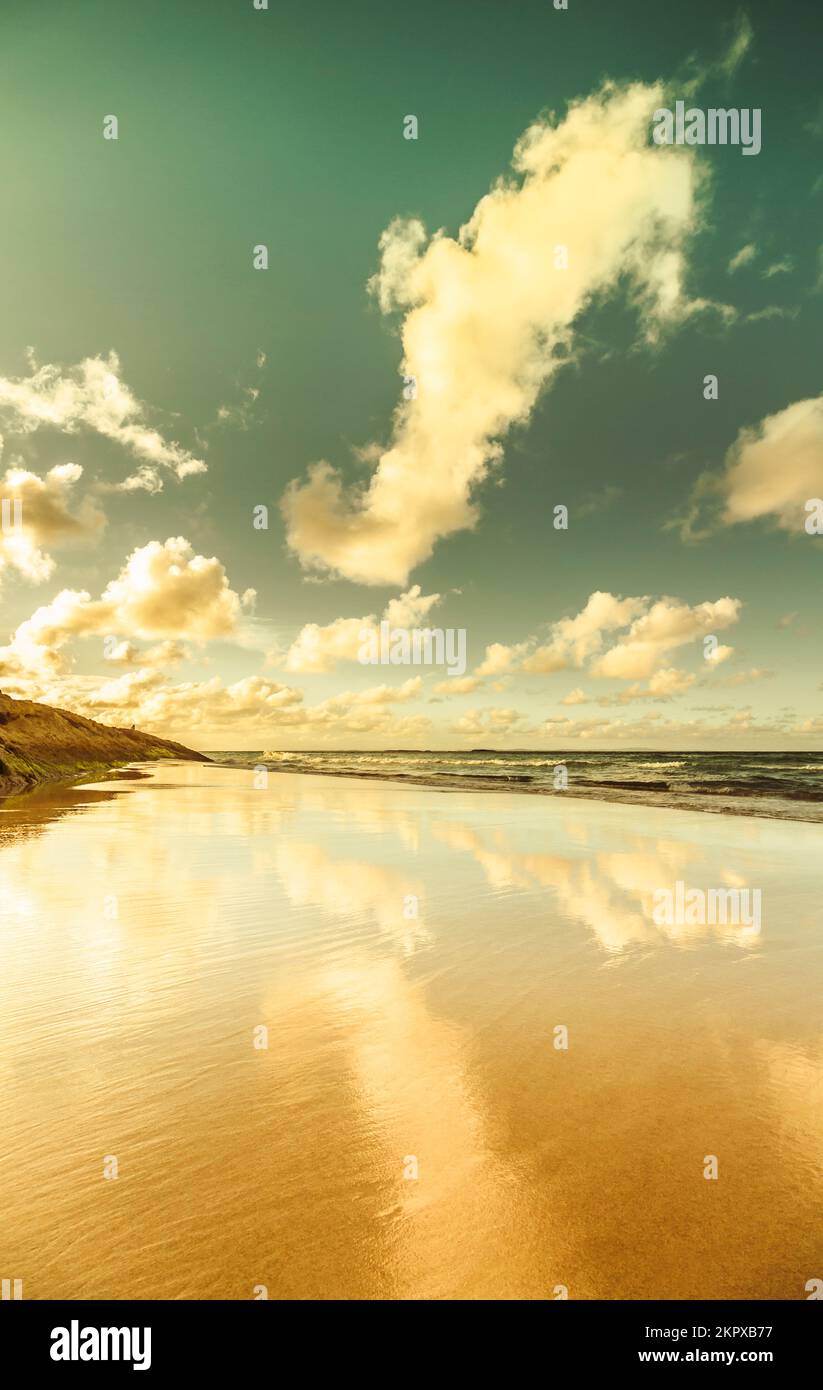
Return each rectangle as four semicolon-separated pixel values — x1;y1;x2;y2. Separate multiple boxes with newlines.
1;0;822;751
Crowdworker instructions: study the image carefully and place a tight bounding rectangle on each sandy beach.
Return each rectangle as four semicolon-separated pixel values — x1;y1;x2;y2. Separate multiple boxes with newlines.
1;760;821;1300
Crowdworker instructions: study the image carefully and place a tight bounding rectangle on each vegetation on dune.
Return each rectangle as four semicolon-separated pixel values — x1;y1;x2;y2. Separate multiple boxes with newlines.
0;691;209;797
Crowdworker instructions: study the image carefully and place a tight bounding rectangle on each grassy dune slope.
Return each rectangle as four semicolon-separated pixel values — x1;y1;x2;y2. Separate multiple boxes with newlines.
0;691;210;797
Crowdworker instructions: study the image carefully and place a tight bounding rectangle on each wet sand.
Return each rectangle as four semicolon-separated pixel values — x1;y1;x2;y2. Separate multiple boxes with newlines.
1;761;821;1299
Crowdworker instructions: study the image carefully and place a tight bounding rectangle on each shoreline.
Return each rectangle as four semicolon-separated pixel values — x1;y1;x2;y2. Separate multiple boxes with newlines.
0;753;212;801
203;757;823;824
0;758;186;802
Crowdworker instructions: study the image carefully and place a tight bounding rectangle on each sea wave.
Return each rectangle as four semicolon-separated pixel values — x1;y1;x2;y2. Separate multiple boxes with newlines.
206;750;823;822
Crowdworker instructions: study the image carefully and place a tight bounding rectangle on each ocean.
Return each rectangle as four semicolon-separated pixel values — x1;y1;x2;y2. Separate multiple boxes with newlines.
207;749;823;822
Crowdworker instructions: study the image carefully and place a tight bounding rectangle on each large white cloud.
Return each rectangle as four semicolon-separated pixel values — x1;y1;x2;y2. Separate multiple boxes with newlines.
1;537;255;675
282;80;708;584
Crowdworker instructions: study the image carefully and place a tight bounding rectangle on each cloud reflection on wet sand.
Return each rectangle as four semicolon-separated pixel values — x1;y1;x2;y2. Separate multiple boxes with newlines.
1;763;821;1298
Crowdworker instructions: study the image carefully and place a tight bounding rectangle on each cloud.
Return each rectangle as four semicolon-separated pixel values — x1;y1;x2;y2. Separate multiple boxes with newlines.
1;537;255;675
0;462;104;586
728;243;757;273
591;597;740;679
524;592;647;673
432;674;482;696
213;350;267;432
762;257;794;279
0;352;205;492
2;657;434;744
283;586;441;673
597;668;698;704
83;672;305;730
283;616;368;674
703;642;733;667
475;642;529;677
216;388;259;431
97;537;254;639
744;304;799;324
455;707;525;735
103;638;190;668
714;394;823;531
680;10;753;98
560;687;589;706
473;591;741;686
635;667;696;697
573;667;698;707
317;677;422;709
383;584;441;628
709;666;774;688
719;11;753;77
282;79;708;584
576;484;623;517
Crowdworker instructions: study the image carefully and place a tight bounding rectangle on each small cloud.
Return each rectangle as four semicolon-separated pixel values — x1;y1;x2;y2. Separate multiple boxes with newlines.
744;305;799;323
719;12;753;77
762;257;794;279
710;667;774;688
213;352;268;432
703;643;734;667
576;485;623;518
728;243;757;273
433;674;482;696
383;584;441;628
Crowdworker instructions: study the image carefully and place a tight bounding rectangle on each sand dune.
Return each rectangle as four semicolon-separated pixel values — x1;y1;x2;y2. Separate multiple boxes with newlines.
0;691;208;797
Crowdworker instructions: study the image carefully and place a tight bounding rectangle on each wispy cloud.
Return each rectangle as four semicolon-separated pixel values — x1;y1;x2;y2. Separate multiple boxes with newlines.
728;242;757;273
0;352;205;493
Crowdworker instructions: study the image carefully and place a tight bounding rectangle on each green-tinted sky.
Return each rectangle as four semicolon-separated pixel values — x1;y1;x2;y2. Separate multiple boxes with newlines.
0;0;821;748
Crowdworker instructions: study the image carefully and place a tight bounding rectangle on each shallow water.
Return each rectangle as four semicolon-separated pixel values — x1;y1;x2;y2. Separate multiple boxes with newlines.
1;762;821;1299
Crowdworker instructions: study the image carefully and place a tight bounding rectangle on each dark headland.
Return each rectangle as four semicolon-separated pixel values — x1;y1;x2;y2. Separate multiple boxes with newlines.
0;690;210;798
